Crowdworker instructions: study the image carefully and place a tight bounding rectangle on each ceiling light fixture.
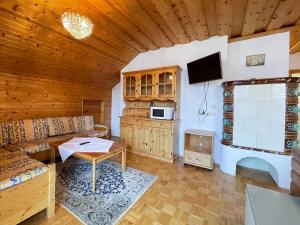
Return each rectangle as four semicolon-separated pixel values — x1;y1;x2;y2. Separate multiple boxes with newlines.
61;0;93;39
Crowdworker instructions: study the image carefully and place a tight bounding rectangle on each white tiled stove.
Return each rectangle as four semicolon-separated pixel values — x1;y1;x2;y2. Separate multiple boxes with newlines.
233;84;286;152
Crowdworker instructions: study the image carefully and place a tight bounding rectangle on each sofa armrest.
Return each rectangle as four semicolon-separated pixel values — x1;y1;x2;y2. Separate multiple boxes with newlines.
94;124;110;139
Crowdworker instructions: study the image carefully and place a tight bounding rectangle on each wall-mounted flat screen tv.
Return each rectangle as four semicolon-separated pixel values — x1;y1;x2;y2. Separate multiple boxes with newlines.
187;52;223;84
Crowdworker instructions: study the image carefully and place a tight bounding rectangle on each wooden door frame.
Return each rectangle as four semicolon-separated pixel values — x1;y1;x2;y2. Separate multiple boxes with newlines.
82;99;105;124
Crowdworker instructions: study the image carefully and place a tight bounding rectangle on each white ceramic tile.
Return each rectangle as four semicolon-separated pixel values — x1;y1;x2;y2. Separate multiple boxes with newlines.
257;100;285;117
256;133;285;152
233;130;257;148
270;117;285;134
245;84;272;100
271;84;286;100
233;116;245;130
234;86;246;100
234;101;258;116
244;116;270;132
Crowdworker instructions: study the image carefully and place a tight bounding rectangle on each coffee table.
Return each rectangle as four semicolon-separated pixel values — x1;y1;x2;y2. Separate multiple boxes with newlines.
50;139;127;193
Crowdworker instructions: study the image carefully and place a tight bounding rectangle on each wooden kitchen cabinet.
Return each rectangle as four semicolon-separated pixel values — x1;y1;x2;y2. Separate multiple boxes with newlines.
120;124;134;150
123;66;181;102
123;74;137;100
120;117;177;163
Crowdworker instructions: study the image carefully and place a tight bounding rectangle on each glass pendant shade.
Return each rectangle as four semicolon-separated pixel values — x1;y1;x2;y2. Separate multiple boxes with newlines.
61;12;93;39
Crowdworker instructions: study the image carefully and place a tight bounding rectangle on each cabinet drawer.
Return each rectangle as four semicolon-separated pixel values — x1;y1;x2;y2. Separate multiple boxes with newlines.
135;120;153;127
184;150;212;168
120;117;134;124
152;121;173;129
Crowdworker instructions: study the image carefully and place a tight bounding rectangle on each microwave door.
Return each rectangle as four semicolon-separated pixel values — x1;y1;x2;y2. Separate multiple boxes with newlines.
153;109;164;118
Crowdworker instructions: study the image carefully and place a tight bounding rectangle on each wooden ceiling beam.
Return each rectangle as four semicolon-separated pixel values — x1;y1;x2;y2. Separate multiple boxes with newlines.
150;0;190;43
267;0;300;30
230;0;247;37
87;0;157;51
290;39;300;53
255;0;281;32
106;0;173;48
137;0;178;45
242;0;266;36
216;0;233;38
230;25;300;43
183;0;209;40
168;0;195;40
202;0;219;37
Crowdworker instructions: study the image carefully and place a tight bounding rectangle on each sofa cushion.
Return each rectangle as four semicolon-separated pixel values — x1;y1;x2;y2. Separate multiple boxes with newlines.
0;150;48;191
7;119;48;144
73;115;94;132
5;139;51;154
76;129;108;138
46;133;77;144
0;122;9;148
47;117;75;136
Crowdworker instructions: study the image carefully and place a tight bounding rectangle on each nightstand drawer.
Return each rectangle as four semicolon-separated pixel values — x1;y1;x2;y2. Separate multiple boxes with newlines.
184;150;212;168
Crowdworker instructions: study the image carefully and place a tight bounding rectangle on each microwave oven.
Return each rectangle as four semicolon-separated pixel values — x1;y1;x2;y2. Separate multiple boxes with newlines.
150;107;174;120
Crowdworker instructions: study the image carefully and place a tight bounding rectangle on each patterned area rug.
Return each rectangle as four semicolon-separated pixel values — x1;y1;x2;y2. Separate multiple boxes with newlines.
56;157;157;225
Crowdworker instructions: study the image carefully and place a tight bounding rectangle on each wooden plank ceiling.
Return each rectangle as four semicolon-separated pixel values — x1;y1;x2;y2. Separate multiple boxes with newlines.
0;0;300;86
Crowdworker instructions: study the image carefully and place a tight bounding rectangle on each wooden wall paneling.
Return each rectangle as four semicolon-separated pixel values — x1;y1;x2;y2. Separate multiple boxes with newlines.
0;1;135;64
137;0;178;45
202;0;219;37
242;0;266;36
230;0;247;37
150;0;190;43
290;26;300;53
87;0;157;50
183;0;209;40
108;0;173;48
267;0;300;30
216;0;233;37
0;73;113;127
168;0;195;40
82;99;105;124
255;0;281;32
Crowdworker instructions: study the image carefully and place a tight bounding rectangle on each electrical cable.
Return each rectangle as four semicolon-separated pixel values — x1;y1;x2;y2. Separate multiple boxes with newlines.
198;81;209;123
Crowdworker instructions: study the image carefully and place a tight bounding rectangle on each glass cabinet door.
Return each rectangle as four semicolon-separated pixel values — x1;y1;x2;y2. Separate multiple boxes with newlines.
158;71;174;97
140;73;154;97
125;75;136;98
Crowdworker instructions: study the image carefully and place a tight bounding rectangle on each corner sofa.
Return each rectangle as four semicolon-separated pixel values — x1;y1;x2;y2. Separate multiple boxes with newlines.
0;148;55;224
0;115;108;224
0;115;109;161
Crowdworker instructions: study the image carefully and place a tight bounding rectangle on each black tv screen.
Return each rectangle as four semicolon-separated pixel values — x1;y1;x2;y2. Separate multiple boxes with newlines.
187;52;223;84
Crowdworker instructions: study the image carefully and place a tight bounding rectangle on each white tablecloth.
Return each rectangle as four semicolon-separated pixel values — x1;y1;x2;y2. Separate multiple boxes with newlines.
58;138;114;162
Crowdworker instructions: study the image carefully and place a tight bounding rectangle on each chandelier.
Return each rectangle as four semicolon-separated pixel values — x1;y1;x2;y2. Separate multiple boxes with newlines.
61;11;93;39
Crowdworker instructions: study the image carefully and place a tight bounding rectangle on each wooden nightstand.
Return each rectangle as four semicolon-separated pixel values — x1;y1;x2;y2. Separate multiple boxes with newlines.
184;129;214;170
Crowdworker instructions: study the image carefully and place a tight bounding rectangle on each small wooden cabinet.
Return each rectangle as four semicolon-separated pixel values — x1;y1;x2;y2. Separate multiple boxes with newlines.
123;66;180;102
184;129;214;169
120;116;177;162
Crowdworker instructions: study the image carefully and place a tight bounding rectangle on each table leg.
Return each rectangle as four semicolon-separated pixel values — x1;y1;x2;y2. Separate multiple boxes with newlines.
92;160;96;193
50;147;56;163
122;147;127;172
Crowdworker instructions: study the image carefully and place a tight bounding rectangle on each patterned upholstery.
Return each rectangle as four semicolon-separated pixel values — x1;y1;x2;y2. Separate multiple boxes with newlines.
75;129;108;138
0;122;9;148
73;115;94;132
47;116;75;136
4;139;51;154
0;149;48;191
7;119;48;144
